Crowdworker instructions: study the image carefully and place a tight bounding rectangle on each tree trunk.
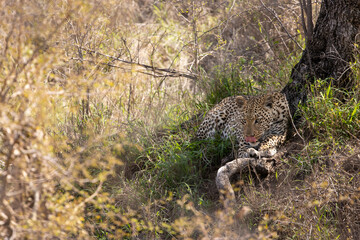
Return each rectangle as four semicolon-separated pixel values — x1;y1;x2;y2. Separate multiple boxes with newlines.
281;0;360;117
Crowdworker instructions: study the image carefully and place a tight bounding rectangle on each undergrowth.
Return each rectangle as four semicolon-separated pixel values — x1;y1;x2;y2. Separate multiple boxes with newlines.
1;0;359;239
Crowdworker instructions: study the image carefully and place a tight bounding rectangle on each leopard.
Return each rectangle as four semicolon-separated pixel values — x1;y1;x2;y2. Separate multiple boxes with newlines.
196;92;289;161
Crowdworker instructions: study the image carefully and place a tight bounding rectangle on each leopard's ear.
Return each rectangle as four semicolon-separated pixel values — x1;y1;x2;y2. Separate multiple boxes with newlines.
236;96;246;108
264;94;273;108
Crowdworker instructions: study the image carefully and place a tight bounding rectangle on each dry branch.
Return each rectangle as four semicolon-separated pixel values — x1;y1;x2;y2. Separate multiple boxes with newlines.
74;45;198;80
259;0;303;51
216;156;277;207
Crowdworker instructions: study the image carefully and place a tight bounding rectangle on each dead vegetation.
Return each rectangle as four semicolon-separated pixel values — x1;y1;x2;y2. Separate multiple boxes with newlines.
0;0;359;239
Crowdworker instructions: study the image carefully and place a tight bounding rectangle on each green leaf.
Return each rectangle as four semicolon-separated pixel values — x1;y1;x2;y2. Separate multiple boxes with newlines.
349;103;358;121
326;83;332;98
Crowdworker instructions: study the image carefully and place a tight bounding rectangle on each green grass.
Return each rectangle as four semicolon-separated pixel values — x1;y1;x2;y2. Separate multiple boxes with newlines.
53;54;360;239
302;78;360;147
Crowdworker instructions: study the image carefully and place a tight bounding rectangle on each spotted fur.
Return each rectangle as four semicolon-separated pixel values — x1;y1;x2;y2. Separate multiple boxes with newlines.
196;92;289;159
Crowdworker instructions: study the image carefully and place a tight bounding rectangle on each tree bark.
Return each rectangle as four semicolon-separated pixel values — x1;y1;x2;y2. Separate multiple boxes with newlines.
282;0;360;117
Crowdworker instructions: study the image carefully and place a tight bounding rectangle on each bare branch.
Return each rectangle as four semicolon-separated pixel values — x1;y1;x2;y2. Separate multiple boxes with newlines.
216;156;276;208
75;45;198;80
259;0;303;51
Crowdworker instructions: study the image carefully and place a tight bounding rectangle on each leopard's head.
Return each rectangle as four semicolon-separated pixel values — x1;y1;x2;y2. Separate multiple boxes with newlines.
236;93;286;146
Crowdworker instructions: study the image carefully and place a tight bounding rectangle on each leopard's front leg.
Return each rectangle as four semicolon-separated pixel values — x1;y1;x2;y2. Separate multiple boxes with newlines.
236;140;253;158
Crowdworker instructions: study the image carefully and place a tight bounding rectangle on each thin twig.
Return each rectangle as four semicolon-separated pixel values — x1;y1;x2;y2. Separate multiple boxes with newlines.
306;224;313;240
75;45;198;80
286;93;306;145
259;0;303;51
74;181;103;213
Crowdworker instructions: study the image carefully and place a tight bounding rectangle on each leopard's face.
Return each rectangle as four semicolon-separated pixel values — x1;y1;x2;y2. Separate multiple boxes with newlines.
232;93;288;146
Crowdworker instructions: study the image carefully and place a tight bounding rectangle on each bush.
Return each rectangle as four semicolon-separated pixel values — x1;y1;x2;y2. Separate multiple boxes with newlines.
5;0;359;239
